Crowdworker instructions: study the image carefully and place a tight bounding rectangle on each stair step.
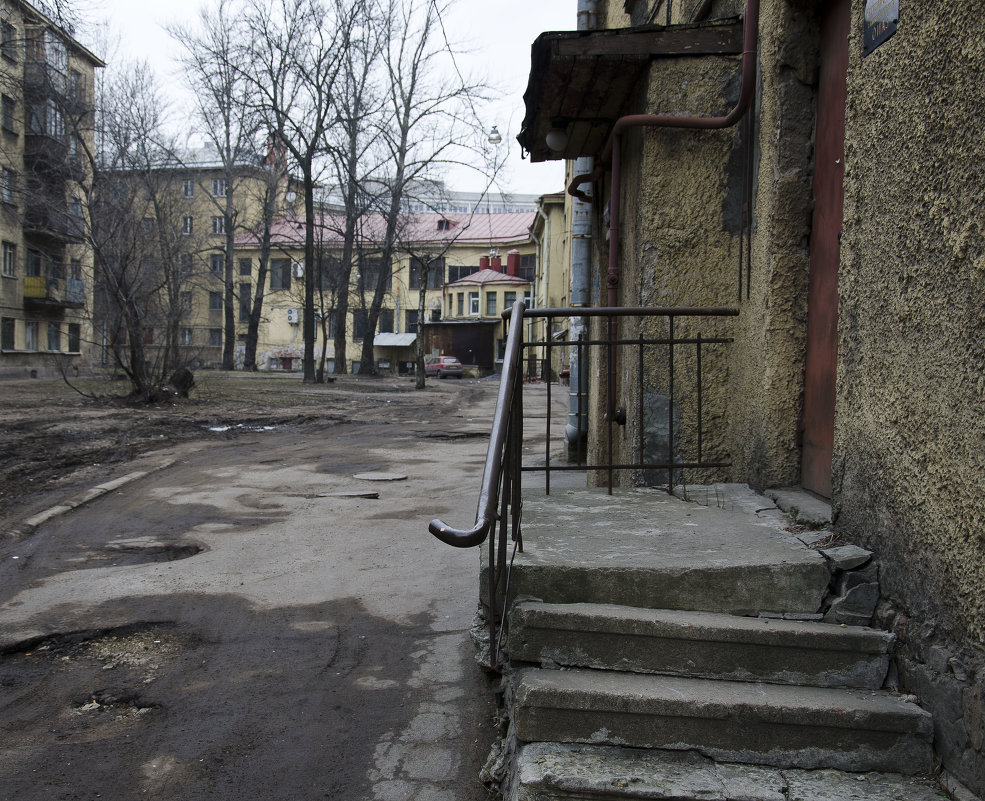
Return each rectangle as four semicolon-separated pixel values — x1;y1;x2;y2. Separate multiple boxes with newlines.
487;489;830;614
512;668;934;774
509;602;894;688
512;742;945;801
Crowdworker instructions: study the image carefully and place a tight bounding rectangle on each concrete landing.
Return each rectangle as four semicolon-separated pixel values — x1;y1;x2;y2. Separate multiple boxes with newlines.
512;742;947;801
487;488;829;614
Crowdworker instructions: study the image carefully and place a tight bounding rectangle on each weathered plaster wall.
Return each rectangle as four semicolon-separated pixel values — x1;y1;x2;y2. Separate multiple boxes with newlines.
726;0;818;490
836;2;985;791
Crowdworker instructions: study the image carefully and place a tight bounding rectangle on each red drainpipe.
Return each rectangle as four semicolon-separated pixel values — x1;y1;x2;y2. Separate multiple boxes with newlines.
568;0;760;422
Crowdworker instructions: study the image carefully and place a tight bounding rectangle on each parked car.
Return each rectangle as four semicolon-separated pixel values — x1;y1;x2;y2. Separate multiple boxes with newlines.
425;355;463;379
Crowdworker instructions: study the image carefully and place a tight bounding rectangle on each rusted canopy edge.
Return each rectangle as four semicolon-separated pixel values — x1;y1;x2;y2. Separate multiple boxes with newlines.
518;19;742;163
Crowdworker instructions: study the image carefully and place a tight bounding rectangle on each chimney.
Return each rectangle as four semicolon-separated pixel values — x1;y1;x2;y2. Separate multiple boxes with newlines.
506;249;520;277
491;255;502;272
480;255;489;270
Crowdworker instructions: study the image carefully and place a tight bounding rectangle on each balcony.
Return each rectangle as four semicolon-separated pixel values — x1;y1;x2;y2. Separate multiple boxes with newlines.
23;275;85;309
24;199;84;242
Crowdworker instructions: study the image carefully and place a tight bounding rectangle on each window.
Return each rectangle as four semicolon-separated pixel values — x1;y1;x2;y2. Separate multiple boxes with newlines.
405;310;418;331
182;216;193;235
358;255;390;292
1;22;16;62
211;216;225;235
70;196;83;219
238;258;251;276
379;309;394;334
180;328;193;346
67;323;80;352
352;309;368;340
437;218;451;231
1;167;15;204
26;249;41;276
212;178;226;197
47;322;59;351
270;258;291;290
24;320;38;350
69;258;81;280
209;328;222;347
326;309;337;339
519;254;535;282
45;98;63;138
142;217;154;235
209;291;222;310
180;253;193;274
1;317;13;349
210;254;224;275
503;291;517;309
409;256;444;290
239;283;250;322
448;264;478;283
180;292;192;311
69;70;81;101
485;292;497;316
457;292;463;316
2;241;14;277
468;292;479;315
182;180;194;198
2;95;14;133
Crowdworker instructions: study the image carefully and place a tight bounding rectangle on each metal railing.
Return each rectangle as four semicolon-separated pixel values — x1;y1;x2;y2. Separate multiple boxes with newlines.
428;301;737;668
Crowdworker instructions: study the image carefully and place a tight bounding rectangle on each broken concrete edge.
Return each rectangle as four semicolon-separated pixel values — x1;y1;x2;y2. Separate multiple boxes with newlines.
5;460;176;540
765;486;833;529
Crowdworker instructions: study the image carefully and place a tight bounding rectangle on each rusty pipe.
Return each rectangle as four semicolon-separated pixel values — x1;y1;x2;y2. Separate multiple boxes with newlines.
567;0;760;420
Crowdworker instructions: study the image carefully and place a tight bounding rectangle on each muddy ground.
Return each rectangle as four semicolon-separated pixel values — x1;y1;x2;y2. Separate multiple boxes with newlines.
0;370;467;532
0;369;512;800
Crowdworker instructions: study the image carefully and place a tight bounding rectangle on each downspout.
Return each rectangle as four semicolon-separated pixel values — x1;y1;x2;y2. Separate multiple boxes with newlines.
566;0;596;459
567;0;760;422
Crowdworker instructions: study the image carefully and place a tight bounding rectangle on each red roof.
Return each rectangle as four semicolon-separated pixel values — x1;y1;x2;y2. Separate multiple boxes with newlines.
445;268;530;288
236;211;535;249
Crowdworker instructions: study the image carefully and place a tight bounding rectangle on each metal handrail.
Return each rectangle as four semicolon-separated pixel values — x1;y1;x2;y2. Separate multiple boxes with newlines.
428;299;527;548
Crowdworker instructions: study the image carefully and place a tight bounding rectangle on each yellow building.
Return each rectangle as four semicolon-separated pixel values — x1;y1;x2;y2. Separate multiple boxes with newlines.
0;0;102;376
236;209;538;374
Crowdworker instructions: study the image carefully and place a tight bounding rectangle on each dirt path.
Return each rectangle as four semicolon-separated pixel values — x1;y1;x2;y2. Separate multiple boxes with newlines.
0;372;531;801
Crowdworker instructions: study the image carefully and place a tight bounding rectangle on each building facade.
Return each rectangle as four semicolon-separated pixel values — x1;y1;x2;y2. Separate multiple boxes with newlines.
237;210;538;374
519;0;985;792
0;0;101;377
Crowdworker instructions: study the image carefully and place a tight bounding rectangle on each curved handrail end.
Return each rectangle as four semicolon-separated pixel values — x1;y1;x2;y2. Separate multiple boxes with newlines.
428;518;492;548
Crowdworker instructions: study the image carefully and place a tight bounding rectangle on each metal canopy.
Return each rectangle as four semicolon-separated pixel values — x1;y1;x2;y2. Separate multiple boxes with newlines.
517;20;744;163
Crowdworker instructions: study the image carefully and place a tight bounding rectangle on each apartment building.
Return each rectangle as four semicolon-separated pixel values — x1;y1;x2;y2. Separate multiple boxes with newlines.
0;0;101;376
235;209;538;374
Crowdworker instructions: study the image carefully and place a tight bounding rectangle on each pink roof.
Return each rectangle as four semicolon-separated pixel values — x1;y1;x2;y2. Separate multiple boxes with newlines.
445;268;530;288
236;211;536;249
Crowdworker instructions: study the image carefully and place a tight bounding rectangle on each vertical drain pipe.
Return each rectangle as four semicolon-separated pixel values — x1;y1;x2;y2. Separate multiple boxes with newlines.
565;0;596;460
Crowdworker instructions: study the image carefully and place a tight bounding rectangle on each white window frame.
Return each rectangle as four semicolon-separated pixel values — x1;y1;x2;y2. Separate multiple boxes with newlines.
182;216;193;235
180;328;193;346
212;178;227;197
182;180;194;198
211;216;225;235
2;241;15;277
1;167;15;204
468;292;479;315
24;320;38;350
47;321;59;351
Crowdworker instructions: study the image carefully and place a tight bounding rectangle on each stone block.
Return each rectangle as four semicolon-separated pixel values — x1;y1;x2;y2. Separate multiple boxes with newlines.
821;544;873;570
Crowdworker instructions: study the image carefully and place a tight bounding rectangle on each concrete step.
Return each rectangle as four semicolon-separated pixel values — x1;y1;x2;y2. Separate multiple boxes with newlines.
511;668;934;774
485;489;830;614
511;742;946;801
508;602;894;689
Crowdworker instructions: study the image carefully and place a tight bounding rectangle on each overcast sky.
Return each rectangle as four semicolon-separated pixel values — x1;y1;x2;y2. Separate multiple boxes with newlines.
79;0;573;197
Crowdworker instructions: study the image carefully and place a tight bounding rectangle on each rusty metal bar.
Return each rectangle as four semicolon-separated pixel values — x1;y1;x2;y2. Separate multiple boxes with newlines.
697;332;704;463
667;315;675;493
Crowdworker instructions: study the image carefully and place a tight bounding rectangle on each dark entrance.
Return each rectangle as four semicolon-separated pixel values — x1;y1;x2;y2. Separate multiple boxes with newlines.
802;0;849;499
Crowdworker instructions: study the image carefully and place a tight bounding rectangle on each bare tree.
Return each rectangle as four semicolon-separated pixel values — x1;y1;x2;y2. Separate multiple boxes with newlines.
241;0;357;382
86;63;198;398
358;0;494;376
171;0;263;371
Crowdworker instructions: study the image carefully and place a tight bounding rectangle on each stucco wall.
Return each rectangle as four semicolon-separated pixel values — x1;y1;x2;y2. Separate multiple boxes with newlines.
836;2;985;790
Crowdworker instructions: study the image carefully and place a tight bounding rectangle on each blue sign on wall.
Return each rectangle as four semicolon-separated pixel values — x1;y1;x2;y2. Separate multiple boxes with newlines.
864;0;899;57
